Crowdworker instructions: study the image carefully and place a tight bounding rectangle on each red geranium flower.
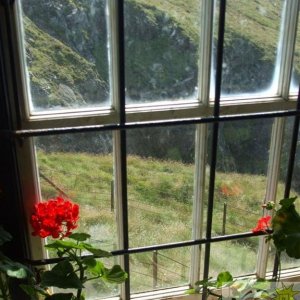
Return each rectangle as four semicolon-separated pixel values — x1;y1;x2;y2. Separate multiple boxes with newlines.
30;196;79;239
252;215;271;233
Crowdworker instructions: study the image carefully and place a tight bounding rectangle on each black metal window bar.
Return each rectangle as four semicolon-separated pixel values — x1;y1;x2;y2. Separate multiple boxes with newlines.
0;0;300;299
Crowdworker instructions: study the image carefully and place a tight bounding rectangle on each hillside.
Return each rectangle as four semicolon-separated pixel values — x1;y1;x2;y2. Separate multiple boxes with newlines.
20;0;299;108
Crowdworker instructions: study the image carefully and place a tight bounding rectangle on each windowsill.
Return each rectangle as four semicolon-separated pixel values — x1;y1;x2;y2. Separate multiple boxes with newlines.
119;268;300;300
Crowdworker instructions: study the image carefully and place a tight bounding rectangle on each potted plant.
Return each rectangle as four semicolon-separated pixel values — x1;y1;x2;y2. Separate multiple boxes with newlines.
21;196;127;300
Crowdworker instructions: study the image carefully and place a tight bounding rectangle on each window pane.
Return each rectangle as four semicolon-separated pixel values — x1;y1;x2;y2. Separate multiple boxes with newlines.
212;119;273;236
290;18;300;94
207;238;260;278
212;0;285;98
20;0;110;112
124;1;201;104
130;248;191;294
127;125;195;247
267;117;300;272
35;132;116;252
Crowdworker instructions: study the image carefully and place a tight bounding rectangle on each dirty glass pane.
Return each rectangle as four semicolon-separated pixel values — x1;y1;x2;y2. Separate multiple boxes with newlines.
212;118;273;236
20;0;110;112
126;125;195;247
130;248;191;294
212;0;285;98
124;1;201;103
290;18;300;94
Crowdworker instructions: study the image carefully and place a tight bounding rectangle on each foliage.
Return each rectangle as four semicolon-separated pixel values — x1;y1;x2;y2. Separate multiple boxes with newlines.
22;197;127;300
271;197;300;259
252;197;300;260
188;198;300;298
187;271;299;300
0;226;32;300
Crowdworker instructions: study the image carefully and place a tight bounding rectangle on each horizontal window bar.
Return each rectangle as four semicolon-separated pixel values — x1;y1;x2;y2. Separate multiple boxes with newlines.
1;108;300;138
25;231;266;266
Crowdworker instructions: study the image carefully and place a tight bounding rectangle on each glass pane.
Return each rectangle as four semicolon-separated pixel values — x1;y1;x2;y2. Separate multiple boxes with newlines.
127;125;195;247
212;0;285;98
130;248;191;294
35;132;116;252
266;117;300;272
212;119;273;236
290;17;300;94
20;0;110;112
124;1;201;104
207;238;259;277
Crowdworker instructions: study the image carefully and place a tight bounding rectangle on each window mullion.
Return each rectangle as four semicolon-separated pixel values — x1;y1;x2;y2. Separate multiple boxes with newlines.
198;0;214;105
190;123;208;285
113;130;128;299
277;0;300;98
16;138;46;260
107;0;120;115
256;117;285;278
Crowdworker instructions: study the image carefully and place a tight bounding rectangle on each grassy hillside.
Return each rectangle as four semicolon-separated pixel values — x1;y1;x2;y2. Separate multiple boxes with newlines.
22;0;299;109
36;151;296;292
24;16;108;108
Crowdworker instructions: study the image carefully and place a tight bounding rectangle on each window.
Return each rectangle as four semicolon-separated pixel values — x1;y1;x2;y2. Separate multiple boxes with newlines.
0;0;299;299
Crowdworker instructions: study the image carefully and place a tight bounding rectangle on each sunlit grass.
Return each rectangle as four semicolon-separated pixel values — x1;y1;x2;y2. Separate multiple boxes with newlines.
36;151;298;292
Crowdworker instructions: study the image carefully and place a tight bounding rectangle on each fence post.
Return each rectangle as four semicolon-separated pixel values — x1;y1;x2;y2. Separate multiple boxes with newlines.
153;250;158;288
222;202;227;235
111;180;114;212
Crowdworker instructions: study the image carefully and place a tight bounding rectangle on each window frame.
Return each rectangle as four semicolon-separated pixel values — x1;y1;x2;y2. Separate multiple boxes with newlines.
0;0;300;299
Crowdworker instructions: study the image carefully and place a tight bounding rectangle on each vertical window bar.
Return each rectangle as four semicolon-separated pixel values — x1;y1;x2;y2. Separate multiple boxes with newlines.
256;117;285;278
203;0;226;292
277;0;300;99
116;0;130;299
110;0;130;298
273;83;300;278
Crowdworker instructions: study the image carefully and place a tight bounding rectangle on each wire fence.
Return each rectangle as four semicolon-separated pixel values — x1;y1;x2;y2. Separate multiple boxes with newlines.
38;168;264;287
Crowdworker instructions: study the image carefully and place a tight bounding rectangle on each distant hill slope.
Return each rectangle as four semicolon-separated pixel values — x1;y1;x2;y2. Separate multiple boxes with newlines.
21;0;299;108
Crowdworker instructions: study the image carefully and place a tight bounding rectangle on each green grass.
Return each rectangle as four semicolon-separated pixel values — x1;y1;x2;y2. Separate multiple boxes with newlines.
35;151;299;293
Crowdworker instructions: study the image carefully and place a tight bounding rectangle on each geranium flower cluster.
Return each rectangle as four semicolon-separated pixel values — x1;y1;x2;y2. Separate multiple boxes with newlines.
31;196;79;239
252;215;271;233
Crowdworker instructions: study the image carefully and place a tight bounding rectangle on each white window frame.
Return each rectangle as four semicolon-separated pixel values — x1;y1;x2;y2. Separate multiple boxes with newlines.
0;0;299;299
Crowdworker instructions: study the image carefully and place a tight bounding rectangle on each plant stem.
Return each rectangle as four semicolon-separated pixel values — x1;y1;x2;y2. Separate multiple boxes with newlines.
0;274;10;300
70;250;85;300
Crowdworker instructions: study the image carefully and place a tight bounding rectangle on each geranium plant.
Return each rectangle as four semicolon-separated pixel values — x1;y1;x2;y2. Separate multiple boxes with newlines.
253;196;300;259
187;197;300;299
22;196;127;300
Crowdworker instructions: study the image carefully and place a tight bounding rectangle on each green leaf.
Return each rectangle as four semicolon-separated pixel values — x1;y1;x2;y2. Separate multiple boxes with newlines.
82;257;97;268
20;284;49;297
185;288;196;294
0;261;32;279
82;244;111;257
103;265;127;284
41;260;83;289
279;197;297;208
85;260;105;277
45;240;84;251
0;226;12;246
45;293;74;300
69;233;91;242
252;279;271;290
216;271;233;288
285;233;300;259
